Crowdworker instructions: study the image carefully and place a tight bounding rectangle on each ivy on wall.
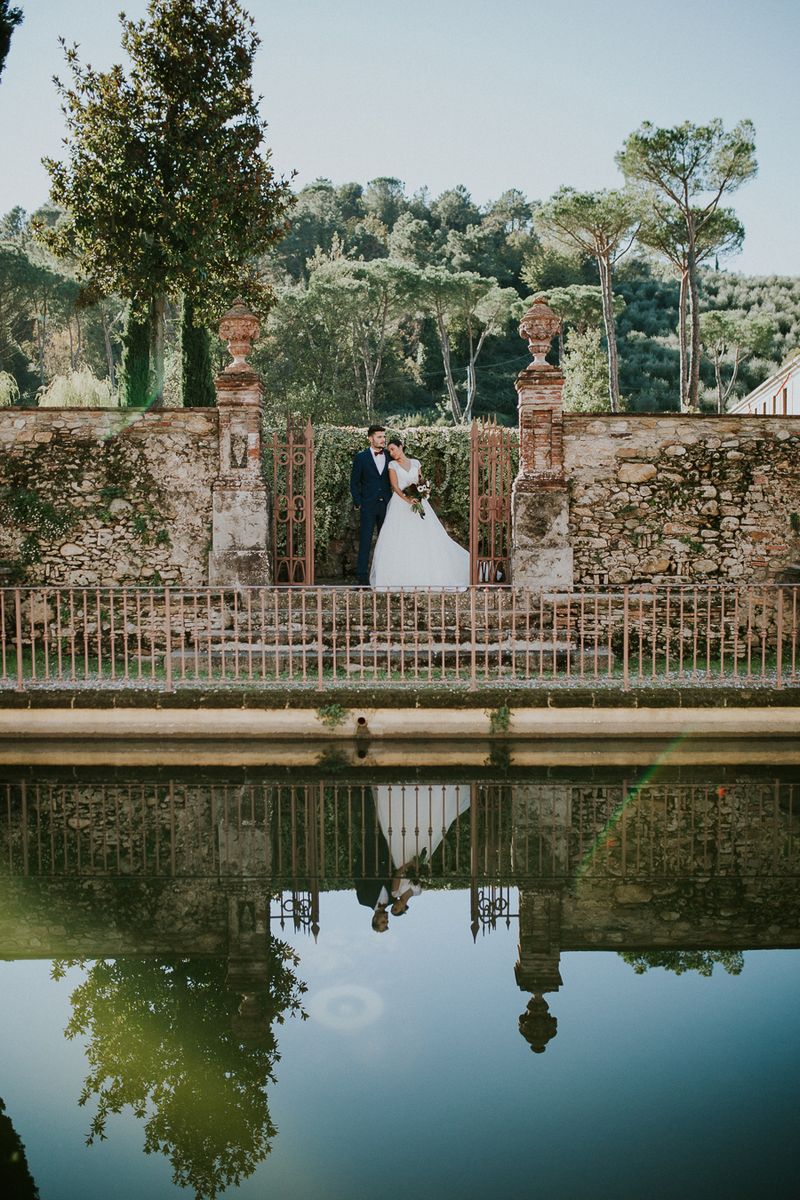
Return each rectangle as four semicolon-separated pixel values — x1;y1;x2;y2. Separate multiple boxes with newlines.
0;436;172;581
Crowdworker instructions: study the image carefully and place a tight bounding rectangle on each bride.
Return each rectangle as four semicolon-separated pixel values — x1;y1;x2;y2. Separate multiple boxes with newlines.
369;437;470;589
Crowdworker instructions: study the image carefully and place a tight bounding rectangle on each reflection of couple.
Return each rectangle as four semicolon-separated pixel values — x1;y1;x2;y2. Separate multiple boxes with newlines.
350;424;470;588
355;785;471;933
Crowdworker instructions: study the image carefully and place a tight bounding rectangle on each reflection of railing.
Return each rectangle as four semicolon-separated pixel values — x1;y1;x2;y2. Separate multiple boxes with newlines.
2;778;798;882
1;584;798;692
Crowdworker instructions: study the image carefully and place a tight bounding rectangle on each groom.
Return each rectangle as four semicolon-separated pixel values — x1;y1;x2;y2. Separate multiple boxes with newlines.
350;424;393;586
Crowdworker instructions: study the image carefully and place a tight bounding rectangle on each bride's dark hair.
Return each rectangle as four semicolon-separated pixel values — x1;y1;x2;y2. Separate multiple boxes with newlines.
387;436;404;450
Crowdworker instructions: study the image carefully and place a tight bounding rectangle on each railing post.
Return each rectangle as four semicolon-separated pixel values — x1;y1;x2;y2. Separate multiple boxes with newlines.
776;586;783;691
469;587;477;691
316;588;324;692
622;587;629;692
14;587;24;693
164;588;173;693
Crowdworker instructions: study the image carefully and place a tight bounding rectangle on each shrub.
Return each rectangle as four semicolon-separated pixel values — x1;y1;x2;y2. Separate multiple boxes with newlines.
37;368;118;408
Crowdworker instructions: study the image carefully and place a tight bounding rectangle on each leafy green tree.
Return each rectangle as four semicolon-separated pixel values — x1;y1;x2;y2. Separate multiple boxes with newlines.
561;326;611;412
0;2;22;80
534;188;639;411
417;268;516;423
0;1097;39;1199
118;305;151;408
311;257;417;420
362;177;407;229
42;0;293;403
617;119;757;409
431;185;481;233
387;213;442;267
181;297;216;407
53;951;306;1199
621;950;744;977
638;206;743;408
699;309;775;411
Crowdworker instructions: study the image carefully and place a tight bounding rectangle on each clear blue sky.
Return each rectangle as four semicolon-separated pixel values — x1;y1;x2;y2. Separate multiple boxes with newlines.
1;0;798;275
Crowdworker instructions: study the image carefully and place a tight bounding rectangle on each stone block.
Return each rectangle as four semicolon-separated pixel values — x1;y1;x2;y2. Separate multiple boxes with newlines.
618;463;657;484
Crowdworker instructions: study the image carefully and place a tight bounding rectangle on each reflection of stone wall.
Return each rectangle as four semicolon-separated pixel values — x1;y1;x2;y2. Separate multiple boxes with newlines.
0;408;218;586
565;415;800;585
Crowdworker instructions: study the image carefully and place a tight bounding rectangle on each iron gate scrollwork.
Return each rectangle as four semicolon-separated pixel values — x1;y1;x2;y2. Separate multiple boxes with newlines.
271;418;315;584
469;417;514;585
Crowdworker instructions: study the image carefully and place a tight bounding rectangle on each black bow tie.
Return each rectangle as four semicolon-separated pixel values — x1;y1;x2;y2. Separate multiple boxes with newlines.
373;449;384;455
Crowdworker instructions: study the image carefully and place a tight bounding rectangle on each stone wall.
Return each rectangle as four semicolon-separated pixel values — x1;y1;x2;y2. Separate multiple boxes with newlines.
0;407;218;586
564;414;800;586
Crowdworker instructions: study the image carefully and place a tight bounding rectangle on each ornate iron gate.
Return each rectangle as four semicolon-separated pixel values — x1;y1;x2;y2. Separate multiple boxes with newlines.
270;418;315;584
469;418;514;584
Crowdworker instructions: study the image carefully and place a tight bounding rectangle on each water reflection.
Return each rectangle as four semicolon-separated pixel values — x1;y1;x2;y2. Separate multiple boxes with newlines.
1;765;799;1196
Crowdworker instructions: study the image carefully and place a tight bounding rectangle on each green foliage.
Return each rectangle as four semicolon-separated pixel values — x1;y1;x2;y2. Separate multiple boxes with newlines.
37;367;117;407
562;327;612;412
317;703;348;728
699;308;775;411
53;952;306;1198
0;2;22;81
0;369;19;405
487;704;511;734
118;304;151;408
180;297;215;407
42;0;293;399
620;950;744;977
0;1095;39;1200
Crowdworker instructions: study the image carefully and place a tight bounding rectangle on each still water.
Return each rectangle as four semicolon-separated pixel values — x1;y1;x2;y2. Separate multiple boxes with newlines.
1;765;798;1199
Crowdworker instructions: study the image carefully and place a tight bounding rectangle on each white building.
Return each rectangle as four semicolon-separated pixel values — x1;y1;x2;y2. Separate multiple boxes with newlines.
728;352;800;415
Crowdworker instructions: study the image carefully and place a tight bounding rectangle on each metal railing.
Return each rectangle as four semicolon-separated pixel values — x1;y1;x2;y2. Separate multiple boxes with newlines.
2;778;798;882
1;583;798;691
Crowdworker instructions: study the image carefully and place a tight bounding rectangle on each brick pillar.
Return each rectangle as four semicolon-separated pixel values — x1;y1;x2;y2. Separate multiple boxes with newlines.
511;300;573;590
208;302;272;586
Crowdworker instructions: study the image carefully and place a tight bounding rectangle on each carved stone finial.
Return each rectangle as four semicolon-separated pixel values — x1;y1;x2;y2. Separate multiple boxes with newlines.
219;300;260;373
518;299;561;367
518;993;558;1054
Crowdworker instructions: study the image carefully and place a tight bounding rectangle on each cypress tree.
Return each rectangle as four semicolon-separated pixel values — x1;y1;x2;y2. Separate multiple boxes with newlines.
118;305;151;408
181;297;216;407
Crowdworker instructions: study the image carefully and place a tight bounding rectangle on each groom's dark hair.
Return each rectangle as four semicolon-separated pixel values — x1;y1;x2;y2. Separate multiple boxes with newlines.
367;424;385;438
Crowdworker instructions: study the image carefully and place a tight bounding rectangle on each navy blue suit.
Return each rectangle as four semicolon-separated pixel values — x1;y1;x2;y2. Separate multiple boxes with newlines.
350;447;393;583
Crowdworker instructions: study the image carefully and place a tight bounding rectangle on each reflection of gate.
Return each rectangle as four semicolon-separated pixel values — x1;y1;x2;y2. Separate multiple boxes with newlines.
469;418;514;584
270;418;315;584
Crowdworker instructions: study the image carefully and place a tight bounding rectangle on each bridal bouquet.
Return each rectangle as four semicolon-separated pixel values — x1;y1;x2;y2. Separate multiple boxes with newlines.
405;480;431;518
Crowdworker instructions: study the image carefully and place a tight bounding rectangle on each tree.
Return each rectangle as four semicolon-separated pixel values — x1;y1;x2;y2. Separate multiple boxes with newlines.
0;2;22;80
430;185;481;233
417;268;516;423
181;297;216;407
561;326;612;412
362;177;407;229
0;1097;39;1199
534;188;639;412
118;306;151;408
620;950;744;977
617;119;757;409
699;309;774;411
53;951;305;1199
637;206;743;409
311;258;417;420
42;0;293;403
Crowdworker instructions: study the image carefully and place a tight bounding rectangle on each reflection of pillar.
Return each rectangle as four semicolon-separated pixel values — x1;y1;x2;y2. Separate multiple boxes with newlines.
515;888;563;1054
208;302;271;587
511;300;573;590
227;892;272;1044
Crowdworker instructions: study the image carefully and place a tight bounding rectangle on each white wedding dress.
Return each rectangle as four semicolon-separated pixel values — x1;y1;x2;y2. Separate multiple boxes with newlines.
369;458;470;588
375;783;471;871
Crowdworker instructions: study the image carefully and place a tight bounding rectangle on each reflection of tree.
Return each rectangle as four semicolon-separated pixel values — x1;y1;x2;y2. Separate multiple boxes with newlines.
0;1098;39;1199
52;947;306;1199
620;950;744;977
